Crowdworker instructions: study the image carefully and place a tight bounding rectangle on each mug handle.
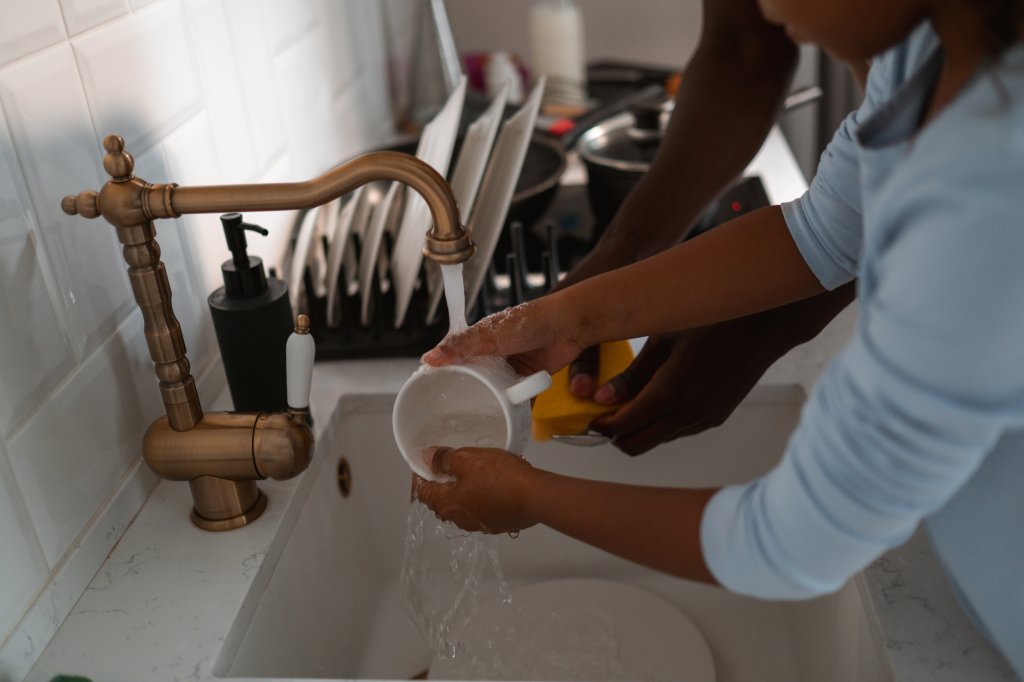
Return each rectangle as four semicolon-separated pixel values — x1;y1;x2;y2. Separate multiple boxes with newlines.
505;371;552;405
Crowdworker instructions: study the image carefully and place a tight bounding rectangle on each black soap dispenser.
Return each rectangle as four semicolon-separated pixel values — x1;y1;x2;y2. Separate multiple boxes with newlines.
208;213;295;413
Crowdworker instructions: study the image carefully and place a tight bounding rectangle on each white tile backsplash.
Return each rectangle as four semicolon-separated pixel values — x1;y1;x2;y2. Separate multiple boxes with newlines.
181;0;256;183
6;311;160;566
0;2;396;677
0;443;47;643
275;28;339;179
260;0;317;56
221;0;286;170
0;0;66;66
0;109;75;436
57;0;130;37
71;2;200;155
0;43;134;360
327;0;382;96
343;69;397;157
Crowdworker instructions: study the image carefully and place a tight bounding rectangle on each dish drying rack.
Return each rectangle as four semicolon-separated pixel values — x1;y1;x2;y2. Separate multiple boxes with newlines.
294;220;563;360
284;172;769;360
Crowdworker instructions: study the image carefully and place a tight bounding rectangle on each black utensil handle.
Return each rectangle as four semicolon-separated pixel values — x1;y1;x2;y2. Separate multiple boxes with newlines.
560;83;666;149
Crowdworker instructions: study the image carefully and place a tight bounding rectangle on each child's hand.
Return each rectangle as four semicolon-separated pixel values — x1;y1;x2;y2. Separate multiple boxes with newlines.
421;298;586;377
412;446;539;534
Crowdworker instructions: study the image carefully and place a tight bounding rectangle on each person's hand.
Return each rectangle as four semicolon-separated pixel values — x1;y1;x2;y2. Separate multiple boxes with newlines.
413;446;539;534
588;328;778;455
422;298;586;376
583;281;857;454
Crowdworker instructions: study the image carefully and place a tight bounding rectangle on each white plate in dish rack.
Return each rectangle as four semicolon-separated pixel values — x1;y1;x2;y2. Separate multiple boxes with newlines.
424;82;509;326
358;183;401;326
351;180;385;240
461;77;546;316
310;197;340;298
324;188;364;327
287;206;319;313
389;77;467;329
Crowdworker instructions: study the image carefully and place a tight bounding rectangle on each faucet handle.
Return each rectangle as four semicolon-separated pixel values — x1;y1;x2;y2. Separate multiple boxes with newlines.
61;190;100;218
60;134;132;219
286;314;315;411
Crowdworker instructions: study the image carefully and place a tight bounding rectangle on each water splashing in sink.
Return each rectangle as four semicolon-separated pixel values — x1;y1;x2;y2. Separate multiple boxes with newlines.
399;499;509;660
400;263;517;664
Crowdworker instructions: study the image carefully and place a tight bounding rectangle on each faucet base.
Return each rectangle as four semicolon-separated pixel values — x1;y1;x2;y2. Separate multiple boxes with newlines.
191;491;267;531
189;477;268;531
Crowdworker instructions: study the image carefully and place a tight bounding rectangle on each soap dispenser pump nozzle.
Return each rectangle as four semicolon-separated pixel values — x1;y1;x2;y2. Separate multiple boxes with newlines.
219;212;271;297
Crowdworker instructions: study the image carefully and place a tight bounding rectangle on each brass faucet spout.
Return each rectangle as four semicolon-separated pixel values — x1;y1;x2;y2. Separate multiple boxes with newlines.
61;140;475;264
171;151;475;264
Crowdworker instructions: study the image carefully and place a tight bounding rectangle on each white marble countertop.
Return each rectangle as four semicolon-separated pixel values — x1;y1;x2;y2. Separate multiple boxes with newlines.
22;126;1019;682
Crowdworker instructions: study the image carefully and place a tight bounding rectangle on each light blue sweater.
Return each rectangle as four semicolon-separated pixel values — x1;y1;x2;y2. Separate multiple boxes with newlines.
700;22;1024;674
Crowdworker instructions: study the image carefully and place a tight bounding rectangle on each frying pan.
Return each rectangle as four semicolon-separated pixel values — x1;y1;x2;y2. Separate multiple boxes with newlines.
503;83;667;229
487;84;667;272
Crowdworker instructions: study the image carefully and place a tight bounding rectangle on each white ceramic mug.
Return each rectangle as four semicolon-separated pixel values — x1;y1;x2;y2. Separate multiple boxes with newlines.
393;358;552;481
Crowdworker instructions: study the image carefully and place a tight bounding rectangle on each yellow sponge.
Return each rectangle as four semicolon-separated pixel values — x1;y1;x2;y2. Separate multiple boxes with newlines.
532;340;635;441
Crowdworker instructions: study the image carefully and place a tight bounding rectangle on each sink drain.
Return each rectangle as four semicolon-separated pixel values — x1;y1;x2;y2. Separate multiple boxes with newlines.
337;457;352;497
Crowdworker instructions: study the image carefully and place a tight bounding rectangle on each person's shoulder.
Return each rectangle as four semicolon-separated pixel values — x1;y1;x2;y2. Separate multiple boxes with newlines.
858;22;938;113
889;21;939;81
867;21;939;92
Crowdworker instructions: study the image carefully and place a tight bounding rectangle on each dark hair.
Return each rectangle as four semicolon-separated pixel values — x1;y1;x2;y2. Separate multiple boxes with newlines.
975;0;1024;54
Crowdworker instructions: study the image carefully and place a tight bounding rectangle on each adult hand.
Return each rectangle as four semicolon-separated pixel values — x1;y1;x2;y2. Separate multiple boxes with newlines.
587;282;856;454
422;298;586;376
589;328;780;455
413;446;538;534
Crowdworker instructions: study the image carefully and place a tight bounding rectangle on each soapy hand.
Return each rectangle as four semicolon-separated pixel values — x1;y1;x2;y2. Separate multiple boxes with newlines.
413;446;538;534
422;299;585;377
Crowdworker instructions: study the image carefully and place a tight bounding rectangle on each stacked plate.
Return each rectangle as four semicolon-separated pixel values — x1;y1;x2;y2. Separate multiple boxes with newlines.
284;77;547;339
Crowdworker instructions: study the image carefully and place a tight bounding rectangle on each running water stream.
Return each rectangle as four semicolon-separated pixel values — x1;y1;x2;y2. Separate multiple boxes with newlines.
440;263;467;332
400;261;511;662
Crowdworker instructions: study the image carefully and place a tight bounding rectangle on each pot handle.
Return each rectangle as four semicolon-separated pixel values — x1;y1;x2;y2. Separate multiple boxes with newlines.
560;83;666;149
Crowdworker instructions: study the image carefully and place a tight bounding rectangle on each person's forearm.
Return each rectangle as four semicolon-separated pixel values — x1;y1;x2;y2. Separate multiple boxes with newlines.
524;468;719;584
557;205;826;347
561;2;797;286
715;280;857;366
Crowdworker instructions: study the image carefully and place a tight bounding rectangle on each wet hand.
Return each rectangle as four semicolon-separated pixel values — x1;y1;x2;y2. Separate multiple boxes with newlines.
421;299;585;377
412;446;540;534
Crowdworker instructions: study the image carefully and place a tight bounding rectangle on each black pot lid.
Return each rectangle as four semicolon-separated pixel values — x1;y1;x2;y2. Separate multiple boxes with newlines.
577;111;662;173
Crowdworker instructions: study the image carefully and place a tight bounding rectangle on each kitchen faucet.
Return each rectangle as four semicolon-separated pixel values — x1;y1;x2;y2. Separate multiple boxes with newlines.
61;134;475;531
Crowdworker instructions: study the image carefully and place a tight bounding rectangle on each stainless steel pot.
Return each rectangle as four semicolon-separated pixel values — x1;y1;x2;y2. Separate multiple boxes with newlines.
575;85;824;233
576;102;666;232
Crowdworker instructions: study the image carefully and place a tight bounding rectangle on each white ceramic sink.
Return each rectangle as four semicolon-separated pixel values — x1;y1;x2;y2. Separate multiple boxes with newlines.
214;384;892;682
